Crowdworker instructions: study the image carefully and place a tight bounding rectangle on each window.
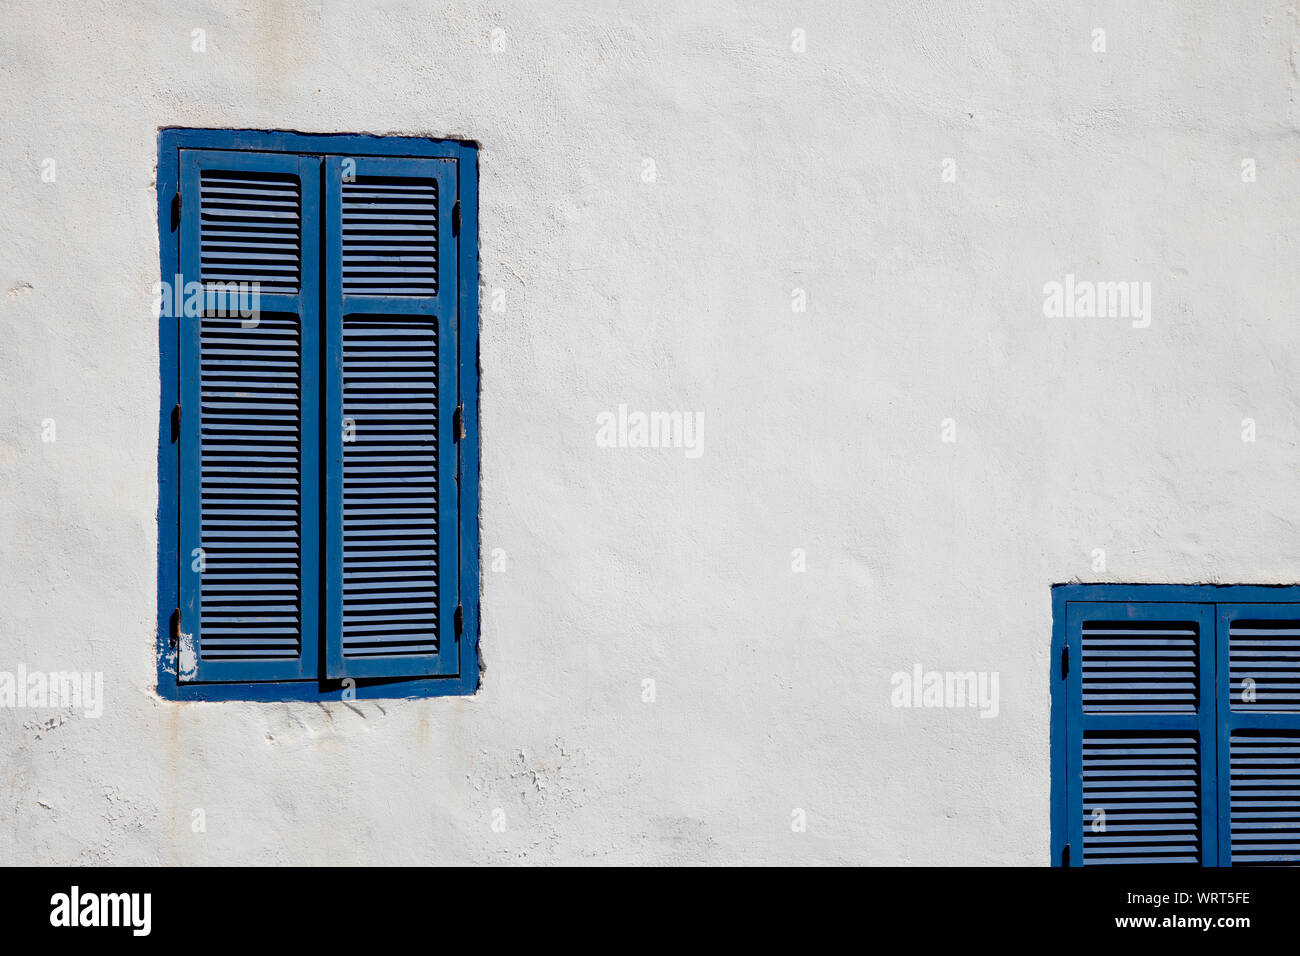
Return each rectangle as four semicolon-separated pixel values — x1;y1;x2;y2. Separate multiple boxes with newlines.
1052;585;1300;865
156;130;479;700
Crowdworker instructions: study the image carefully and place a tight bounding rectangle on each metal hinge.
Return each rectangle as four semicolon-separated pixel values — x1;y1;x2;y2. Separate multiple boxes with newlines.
453;403;466;440
1062;843;1070;867
169;608;181;648
171;192;182;231
171;404;181;442
1061;645;1069;680
452;201;461;237
454;604;463;638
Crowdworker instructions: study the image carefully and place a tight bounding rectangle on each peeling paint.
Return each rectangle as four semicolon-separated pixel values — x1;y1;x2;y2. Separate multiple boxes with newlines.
176;631;196;682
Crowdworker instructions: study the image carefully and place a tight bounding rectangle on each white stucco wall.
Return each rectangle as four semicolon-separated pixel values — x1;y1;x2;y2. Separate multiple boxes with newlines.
2;0;1298;864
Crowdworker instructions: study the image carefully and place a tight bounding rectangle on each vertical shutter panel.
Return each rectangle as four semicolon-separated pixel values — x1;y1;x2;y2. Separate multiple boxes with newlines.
177;150;320;683
324;156;460;679
1217;605;1300;865
1065;603;1218;865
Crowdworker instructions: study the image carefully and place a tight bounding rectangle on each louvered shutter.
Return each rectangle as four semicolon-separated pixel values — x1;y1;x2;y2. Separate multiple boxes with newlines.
1216;605;1300;865
177;150;321;682
323;156;459;679
1064;603;1218;865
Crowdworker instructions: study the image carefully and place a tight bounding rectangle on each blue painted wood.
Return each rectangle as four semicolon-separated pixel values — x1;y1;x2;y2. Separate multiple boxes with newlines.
160;128;468;160
1214;604;1300;865
1052;584;1300;866
156;139;180;690
1061;601;1217;865
1050;587;1067;865
177;148;320;683
454;141;481;696
157;129;480;700
1054;583;1300;604
323;155;459;680
169;676;469;702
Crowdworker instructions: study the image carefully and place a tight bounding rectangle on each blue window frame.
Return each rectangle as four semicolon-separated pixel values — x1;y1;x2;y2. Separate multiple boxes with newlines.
1052;584;1300;866
156;129;479;701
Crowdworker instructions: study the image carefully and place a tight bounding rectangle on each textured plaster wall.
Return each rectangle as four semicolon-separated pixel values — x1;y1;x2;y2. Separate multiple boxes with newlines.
2;0;1300;864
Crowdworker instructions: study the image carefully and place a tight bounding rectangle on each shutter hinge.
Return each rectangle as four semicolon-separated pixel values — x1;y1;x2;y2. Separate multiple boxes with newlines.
1061;644;1069;680
171;404;181;442
454;604;463;638
1062;843;1070;867
452;200;461;237
169;608;181;648
171;192;181;231
453;403;466;440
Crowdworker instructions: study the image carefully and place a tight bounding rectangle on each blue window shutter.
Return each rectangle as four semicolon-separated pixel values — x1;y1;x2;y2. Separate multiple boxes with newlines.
323;155;460;679
1064;603;1218;865
1215;604;1300;865
177;149;321;682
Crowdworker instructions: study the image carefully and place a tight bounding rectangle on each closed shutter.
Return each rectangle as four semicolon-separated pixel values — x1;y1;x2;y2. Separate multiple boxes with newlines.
323;156;460;679
1217;605;1300;865
177;150;321;682
1064;603;1218;865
